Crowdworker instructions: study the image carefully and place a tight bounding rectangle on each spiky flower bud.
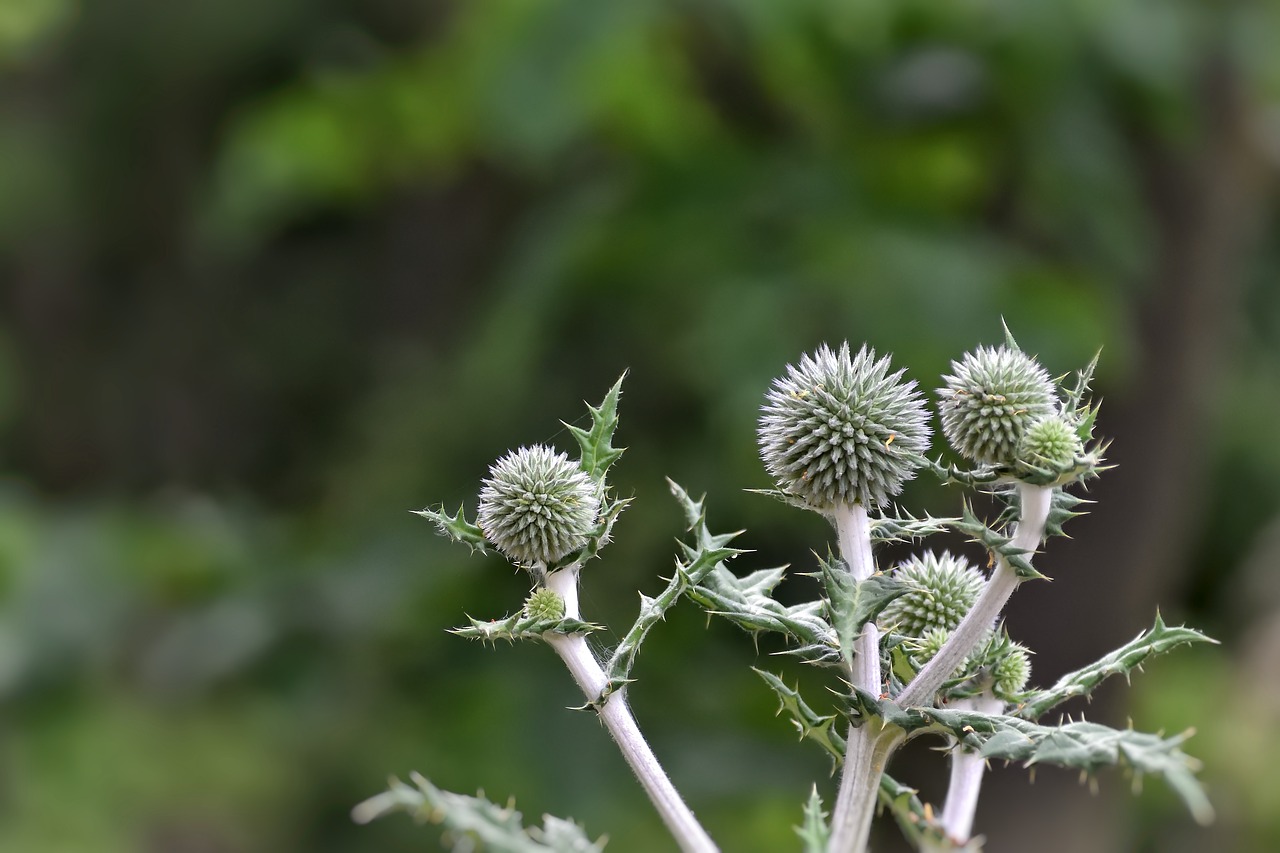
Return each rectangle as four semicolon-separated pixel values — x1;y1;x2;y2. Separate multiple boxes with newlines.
938;346;1057;465
879;551;985;638
1017;415;1083;470
523;588;566;622
991;643;1032;699
758;343;930;510
477;445;600;566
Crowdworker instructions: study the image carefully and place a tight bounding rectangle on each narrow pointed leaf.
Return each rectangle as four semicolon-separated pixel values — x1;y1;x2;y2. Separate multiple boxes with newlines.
414;505;489;554
796;787;830;853
566;373;626;483
1016;614;1217;720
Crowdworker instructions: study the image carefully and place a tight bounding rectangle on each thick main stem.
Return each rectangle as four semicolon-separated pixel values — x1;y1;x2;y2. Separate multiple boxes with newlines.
897;483;1053;709
543;568;718;853
828;504;885;853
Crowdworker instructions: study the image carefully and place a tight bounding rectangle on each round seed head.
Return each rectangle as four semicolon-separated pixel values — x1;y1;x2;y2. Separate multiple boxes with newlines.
879;551;985;638
523;588;566;622
758;343;930;510
938;345;1057;465
1018;414;1083;470
477;445;600;566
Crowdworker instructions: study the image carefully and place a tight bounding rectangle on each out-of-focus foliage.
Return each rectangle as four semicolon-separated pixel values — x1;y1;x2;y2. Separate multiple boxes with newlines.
2;0;1280;851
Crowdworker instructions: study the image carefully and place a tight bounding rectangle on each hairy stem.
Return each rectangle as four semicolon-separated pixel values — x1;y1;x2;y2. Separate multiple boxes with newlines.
828;503;886;853
897;483;1052;709
925;692;1005;852
543;568;718;853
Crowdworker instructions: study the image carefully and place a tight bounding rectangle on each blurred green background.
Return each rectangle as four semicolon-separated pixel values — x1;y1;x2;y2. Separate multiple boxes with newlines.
2;0;1280;851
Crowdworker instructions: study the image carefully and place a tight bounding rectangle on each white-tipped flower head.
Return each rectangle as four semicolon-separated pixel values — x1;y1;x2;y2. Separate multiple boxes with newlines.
758;343;930;510
879;551;985;637
523;588;566;622
477;445;600;565
938;345;1057;465
1018;414;1083;469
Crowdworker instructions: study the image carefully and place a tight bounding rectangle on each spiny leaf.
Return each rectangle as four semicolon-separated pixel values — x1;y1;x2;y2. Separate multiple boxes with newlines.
414;505;489;554
796;786;830;853
869;509;962;544
819;553;904;674
565;373;626;484
604;482;747;686
547;495;631;574
954;500;1046;581
451;611;602;644
1016;613;1217;721
916;709;1213;825
352;773;604;852
755;669;846;767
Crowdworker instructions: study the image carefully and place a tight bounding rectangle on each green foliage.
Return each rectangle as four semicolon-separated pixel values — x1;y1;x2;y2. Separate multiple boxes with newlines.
353;774;603;853
819;555;904;675
796;787;830;853
566;373;626;484
1016;614;1216;721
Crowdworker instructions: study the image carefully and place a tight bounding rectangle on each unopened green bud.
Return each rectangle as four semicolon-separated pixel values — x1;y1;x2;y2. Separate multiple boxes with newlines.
1017;415;1083;470
879;551;985;638
938;345;1056;465
477;445;600;566
758;343;930;510
991;643;1032;699
523;588;566;622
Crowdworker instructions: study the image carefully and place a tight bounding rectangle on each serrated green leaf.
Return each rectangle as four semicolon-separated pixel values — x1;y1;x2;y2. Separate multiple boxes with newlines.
565;373;626;484
755;669;846;766
414;504;489;554
1016;613;1217;720
604;482;747;685
869;509;961;544
915;709;1213;825
796;786;830;853
819;554;903;673
451;611;602;644
352;773;604;852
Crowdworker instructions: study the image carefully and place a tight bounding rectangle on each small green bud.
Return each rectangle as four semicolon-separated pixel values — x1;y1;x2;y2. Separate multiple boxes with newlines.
1017;415;1083;470
879;551;985;638
523;588;566;622
477;445;600;566
991;642;1032;699
758;343;930;510
938;345;1056;465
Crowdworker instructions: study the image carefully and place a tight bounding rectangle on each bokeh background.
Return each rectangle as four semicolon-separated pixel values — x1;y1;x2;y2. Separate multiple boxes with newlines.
3;1;1280;851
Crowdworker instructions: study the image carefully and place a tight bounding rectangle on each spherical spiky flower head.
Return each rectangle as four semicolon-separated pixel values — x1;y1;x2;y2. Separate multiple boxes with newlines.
758;343;930;510
477;445;600;566
938;345;1057;465
1017;415;1083;470
523;588;566;622
878;551;985;637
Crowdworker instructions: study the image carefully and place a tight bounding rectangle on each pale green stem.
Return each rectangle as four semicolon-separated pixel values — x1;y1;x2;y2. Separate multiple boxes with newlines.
924;692;1005;852
828;503;885;853
897;483;1052;709
543;567;719;853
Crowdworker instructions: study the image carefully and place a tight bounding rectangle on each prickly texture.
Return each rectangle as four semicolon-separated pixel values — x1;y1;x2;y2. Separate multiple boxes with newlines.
1018;414;1083;469
991;642;1032;700
938;345;1057;465
878;551;985;638
523;588;566;622
477;445;600;566
758;343;930;510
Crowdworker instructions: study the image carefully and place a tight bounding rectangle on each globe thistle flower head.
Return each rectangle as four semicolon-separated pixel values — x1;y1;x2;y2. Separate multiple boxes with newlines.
879;551;985;638
1017;414;1084;470
938;345;1057;465
758;343;930;510
523;587;566;622
477;445;600;566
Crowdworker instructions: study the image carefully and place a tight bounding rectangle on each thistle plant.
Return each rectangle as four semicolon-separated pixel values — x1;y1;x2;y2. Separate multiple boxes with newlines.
354;326;1214;853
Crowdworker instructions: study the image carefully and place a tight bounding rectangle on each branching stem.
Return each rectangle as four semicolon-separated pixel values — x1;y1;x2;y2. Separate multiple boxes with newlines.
897;483;1052;709
543;568;718;853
